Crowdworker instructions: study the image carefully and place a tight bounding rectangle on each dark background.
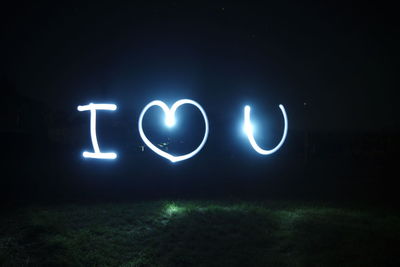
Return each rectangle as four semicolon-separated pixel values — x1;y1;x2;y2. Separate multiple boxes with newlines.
1;1;399;206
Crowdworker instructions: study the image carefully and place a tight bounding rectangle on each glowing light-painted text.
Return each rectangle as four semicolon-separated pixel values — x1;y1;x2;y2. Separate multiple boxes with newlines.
138;99;209;162
77;103;117;159
77;100;288;161
243;104;288;155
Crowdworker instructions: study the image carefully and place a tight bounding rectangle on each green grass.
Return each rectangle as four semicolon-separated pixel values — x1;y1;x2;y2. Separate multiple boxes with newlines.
1;201;399;266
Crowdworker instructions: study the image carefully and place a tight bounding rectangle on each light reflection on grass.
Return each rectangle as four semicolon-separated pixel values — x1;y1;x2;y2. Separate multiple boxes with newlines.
1;201;399;266
164;202;186;216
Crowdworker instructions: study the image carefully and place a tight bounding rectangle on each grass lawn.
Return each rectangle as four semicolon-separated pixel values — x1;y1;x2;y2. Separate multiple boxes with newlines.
1;200;399;266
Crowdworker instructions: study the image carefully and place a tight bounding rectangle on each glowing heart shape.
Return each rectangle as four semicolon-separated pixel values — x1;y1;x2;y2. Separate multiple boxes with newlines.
138;99;209;162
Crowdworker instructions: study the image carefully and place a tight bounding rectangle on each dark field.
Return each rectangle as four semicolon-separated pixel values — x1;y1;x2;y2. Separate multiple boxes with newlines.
1;200;399;267
2;131;400;266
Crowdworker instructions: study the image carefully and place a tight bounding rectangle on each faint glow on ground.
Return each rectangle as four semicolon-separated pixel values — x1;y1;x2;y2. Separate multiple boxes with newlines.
243;104;288;155
138;99;209;163
162;202;256;218
165;203;186;216
77;103;117;159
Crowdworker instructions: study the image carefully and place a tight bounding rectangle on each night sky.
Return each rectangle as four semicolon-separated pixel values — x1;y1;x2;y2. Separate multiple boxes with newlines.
2;1;398;133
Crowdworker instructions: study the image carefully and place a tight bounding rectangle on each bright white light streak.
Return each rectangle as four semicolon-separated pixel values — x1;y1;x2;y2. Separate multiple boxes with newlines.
138;99;209;163
77;103;117;159
244;104;288;155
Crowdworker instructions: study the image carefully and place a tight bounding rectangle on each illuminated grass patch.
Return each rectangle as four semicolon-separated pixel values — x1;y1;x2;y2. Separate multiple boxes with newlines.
1;201;399;266
164;202;186;216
